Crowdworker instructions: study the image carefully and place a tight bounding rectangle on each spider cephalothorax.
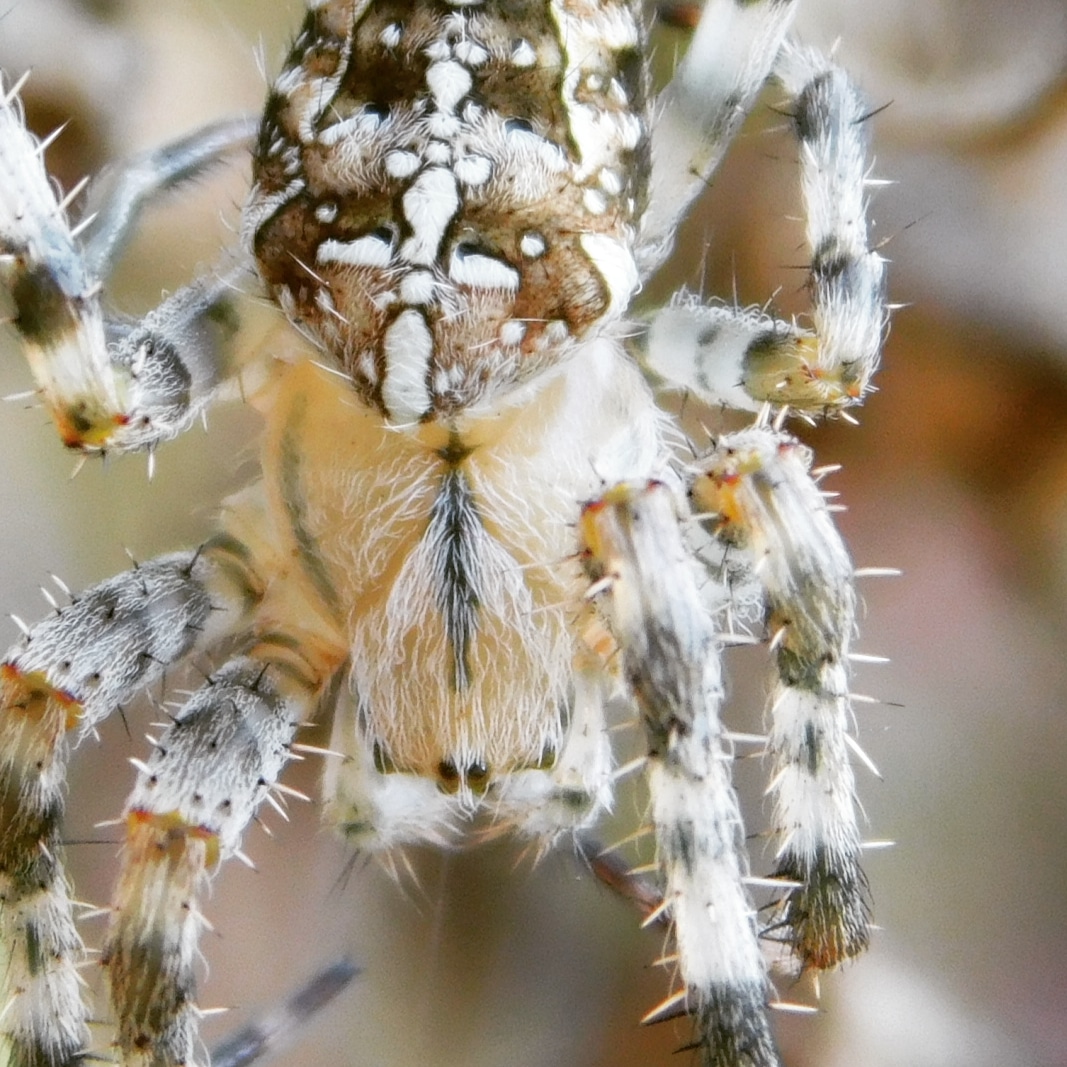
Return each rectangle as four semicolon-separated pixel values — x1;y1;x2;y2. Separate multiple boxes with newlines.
0;3;887;1065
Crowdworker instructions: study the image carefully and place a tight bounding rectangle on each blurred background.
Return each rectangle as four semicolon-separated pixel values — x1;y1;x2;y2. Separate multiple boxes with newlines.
1;2;1065;1065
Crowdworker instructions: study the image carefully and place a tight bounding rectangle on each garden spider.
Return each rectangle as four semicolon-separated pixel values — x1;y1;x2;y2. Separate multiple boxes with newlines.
0;2;888;1065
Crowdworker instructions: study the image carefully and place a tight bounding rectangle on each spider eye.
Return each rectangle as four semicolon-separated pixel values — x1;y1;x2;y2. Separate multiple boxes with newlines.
437;759;461;793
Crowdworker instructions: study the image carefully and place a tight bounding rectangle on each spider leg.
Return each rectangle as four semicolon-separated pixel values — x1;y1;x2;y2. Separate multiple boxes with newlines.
208;959;359;1067
580;481;780;1067
104;638;330;1067
81;116;255;279
641;45;886;414
639;0;799;275
691;427;870;970
0;538;260;1067
574;836;665;923
0;76;249;454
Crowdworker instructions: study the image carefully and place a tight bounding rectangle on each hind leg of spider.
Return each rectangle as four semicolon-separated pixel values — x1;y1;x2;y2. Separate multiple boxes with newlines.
80;115;255;279
640;0;799;274
0;537;262;1067
208;959;360;1067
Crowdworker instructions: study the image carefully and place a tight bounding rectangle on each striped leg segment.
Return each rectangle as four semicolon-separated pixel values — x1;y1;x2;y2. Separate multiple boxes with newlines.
0;696;85;1067
0;72;120;449
0;543;259;1067
580;482;779;1067
0;75;246;454
105;641;328;1067
691;428;870;970
640;0;799;274
642;44;886;415
102;273;242;455
772;43;886;408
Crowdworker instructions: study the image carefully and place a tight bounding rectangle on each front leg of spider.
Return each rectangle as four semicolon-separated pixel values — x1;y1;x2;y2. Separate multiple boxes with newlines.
0;543;259;1067
104;651;326;1067
581;483;780;1067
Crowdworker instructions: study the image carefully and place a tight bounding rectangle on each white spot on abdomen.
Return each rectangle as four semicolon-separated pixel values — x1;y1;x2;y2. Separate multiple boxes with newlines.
385;151;421;179
318;235;394;268
382;310;434;422
426;61;472;113
400;168;460;265
400;270;437;305
580;232;639;318
519;233;546;258
510;39;536;67
449;249;520;291
454;154;493;187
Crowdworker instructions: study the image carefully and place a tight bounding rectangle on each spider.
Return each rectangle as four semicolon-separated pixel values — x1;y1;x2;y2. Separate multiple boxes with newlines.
0;2;888;1066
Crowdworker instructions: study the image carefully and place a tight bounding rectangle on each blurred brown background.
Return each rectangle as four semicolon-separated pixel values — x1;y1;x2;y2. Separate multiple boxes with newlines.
1;2;1066;1065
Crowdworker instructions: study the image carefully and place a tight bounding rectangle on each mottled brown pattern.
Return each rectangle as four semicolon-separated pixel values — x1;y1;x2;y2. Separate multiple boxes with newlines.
250;0;648;420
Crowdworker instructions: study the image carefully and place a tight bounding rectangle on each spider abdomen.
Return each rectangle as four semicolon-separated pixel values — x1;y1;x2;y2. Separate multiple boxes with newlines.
247;0;649;423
